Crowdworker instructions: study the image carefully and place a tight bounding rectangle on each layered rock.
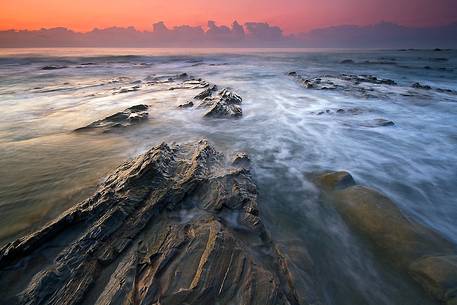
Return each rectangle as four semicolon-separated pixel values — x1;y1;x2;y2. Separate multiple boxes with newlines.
0;140;309;305
289;72;397;99
201;88;243;118
74;104;149;133
314;171;457;305
180;86;243;119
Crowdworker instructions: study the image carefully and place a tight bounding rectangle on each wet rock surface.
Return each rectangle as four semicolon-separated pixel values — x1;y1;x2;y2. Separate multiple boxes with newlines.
289;72;397;99
181;86;243;119
0;140;312;305
315;171;457;305
75;104;149;133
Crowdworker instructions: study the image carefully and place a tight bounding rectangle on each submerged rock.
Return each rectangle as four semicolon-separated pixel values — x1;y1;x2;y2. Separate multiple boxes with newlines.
312;107;364;116
41;65;68;70
315;171;457;305
74;104;149;133
360;118;395;127
0;140;311;305
412;83;432;90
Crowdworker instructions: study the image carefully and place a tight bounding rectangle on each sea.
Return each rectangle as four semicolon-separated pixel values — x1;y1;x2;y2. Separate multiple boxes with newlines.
0;48;456;305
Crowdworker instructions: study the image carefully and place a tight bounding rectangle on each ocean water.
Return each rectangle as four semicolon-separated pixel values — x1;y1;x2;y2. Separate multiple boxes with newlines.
0;48;456;305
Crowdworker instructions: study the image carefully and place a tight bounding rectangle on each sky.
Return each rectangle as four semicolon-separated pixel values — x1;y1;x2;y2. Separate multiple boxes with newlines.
1;0;457;34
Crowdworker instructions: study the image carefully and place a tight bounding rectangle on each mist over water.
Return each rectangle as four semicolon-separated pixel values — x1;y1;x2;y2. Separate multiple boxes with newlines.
0;48;456;305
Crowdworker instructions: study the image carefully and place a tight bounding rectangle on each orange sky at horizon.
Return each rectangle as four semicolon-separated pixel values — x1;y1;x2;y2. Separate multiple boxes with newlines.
1;0;457;34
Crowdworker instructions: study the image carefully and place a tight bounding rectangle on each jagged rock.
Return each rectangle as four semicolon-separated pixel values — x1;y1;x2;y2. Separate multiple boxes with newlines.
194;84;218;100
0;140;310;305
200;88;243;118
178;84;243;119
314;171;457;305
74;104;149;132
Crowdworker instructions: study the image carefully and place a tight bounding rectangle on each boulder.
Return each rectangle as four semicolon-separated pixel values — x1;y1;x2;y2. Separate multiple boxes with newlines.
315;171;457;304
74;104;149;133
0;140;310;305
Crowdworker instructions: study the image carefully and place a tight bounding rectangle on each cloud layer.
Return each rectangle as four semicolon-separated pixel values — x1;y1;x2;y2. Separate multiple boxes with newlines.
1;20;456;48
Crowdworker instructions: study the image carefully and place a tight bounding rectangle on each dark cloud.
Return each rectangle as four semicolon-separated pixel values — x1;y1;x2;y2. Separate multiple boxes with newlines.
245;22;283;41
1;21;456;48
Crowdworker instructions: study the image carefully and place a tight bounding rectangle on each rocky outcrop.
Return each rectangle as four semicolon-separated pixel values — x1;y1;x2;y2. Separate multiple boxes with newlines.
0;140;311;305
194;84;218;100
289;72;397;99
314;171;457;305
75;104;149;133
180;86;243;119
201;88;243;118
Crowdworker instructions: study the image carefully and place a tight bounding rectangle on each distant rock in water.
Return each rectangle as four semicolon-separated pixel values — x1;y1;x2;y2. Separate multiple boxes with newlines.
314;171;457;305
75;104;149;133
340;59;355;64
169;78;209;90
180;85;243;119
412;82;432;90
41;65;68;70
194;84;218;100
360;118;395;127
0;140;311;305
289;72;397;99
201;88;243;118
312;107;365;116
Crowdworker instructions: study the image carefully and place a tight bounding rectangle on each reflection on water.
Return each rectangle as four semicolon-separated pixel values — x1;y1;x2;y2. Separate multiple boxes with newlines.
0;48;456;305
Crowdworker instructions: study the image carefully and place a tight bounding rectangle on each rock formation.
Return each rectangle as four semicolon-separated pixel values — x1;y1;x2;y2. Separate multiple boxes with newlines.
289;72;397;99
74;104;149;133
0;140;311;305
180;86;243;119
314;171;457;305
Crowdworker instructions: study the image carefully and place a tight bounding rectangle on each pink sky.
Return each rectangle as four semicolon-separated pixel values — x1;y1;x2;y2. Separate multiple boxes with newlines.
1;0;456;33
